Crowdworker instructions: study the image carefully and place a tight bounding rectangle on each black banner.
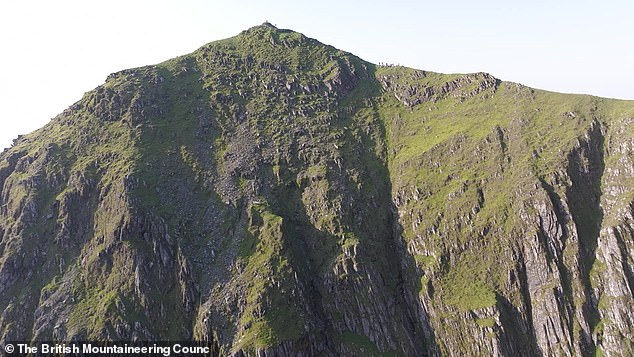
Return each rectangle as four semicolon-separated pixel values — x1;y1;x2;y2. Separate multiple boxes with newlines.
2;341;217;357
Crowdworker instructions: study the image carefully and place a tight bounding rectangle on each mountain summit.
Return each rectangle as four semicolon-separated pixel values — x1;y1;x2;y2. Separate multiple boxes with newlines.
1;24;633;356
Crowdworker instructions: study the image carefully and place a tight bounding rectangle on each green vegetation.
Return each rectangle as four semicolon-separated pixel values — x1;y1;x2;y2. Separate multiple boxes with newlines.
440;271;497;311
68;287;121;337
236;203;304;351
475;317;496;328
337;332;395;356
414;254;435;269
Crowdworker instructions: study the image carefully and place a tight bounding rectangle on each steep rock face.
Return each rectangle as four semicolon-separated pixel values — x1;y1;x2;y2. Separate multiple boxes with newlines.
383;73;634;356
1;24;633;356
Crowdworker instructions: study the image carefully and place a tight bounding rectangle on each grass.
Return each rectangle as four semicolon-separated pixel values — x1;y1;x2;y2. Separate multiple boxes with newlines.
440;273;497;311
235;203;304;351
414;254;435;269
475;317;496;328
68;286;121;338
336;331;395;356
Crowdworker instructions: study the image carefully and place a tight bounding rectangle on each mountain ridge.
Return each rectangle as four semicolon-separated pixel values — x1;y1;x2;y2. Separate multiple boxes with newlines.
1;24;633;356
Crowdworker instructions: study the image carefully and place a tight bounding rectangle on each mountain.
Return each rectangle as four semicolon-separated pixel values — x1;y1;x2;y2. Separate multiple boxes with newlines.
1;23;633;356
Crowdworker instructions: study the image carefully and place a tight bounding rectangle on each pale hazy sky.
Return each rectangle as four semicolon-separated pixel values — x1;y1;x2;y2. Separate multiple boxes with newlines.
1;0;633;150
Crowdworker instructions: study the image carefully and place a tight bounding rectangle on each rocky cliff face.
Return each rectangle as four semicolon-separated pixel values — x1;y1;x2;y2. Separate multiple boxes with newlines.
1;23;633;356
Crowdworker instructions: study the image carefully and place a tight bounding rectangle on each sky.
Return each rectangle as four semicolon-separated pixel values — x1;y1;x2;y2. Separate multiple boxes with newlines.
1;0;633;150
